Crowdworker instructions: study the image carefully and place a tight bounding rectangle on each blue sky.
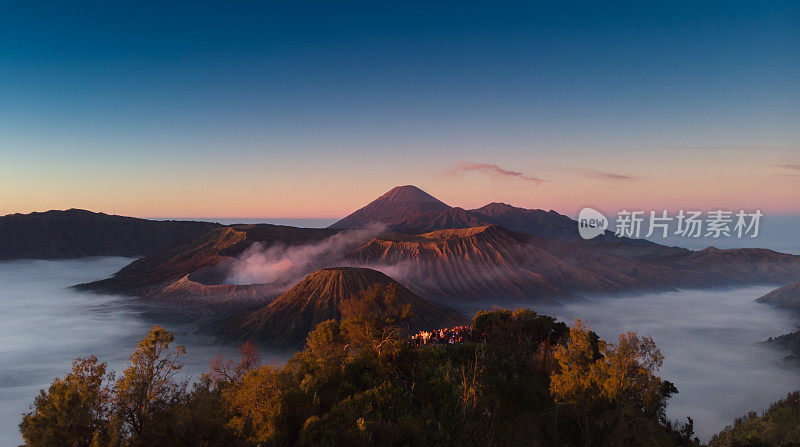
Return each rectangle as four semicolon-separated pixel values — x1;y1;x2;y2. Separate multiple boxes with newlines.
1;1;798;217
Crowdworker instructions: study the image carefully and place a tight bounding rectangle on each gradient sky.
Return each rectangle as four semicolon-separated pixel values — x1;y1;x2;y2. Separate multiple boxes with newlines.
1;1;798;218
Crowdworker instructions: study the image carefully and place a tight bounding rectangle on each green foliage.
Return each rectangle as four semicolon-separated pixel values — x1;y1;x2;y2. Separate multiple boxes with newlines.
709;391;800;447
766;329;800;360
113;325;187;445
20;355;116;447
20;307;700;447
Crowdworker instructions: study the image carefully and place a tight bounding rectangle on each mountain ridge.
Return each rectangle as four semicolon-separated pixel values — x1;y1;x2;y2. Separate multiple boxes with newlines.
329;185;591;241
0;209;219;260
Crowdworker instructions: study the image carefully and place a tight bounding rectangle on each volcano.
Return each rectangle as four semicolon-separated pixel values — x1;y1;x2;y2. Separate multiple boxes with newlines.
76;185;800;308
228;267;463;347
329;185;451;229
345;225;644;300
330;185;604;241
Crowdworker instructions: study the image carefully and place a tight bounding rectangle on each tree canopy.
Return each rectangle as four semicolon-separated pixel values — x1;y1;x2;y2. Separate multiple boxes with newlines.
21;299;700;447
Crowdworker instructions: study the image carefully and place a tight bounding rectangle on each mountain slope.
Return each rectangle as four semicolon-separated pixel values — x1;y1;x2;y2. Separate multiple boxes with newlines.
77;224;340;295
228;267;463;347
0;209;218;260
757;281;800;310
331;185;609;240
676;247;800;285
330;185;451;229
345;225;642;300
346;225;800;301
469;202;581;241
388;207;490;232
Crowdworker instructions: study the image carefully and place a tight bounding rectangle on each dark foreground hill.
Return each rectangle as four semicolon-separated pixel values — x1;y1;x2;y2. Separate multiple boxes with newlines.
19;309;701;447
0;209;218;260
709;391;800;446
226;267;463;347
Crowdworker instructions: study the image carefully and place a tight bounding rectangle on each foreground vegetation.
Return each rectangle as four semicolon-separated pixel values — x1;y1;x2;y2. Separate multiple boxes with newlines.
709;391;800;447
766;330;800;360
21;287;701;446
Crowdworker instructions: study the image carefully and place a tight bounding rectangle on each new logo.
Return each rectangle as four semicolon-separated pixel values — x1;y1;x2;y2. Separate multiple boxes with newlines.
578;208;608;240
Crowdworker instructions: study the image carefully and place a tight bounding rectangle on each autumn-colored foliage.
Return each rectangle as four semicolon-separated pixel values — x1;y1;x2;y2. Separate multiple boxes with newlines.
550;320;679;446
20;304;701;446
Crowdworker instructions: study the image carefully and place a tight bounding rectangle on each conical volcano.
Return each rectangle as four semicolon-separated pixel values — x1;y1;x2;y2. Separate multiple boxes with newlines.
329;185;451;229
230;267;463;347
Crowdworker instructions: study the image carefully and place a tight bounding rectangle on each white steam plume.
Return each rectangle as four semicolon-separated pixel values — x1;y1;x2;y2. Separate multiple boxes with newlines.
227;223;387;286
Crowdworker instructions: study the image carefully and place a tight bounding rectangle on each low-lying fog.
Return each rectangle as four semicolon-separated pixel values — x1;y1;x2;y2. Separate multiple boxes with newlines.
459;286;800;442
0;258;288;446
2;260;799;444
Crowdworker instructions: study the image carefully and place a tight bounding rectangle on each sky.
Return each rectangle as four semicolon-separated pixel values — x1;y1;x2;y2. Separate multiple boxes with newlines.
0;1;798;218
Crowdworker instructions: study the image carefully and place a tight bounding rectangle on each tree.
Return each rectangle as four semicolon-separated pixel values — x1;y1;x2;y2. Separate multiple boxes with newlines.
595;331;666;413
224;364;310;446
550;320;679;446
550;319;603;446
340;284;411;361
20;355;115;447
113;325;187;445
710;391;800;446
21;310;699;447
209;340;262;386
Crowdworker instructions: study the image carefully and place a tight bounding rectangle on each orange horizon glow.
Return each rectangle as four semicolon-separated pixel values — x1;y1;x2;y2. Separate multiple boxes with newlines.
4;159;799;219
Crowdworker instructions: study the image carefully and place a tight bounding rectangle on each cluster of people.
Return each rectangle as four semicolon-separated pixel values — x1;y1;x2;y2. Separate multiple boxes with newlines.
412;325;474;345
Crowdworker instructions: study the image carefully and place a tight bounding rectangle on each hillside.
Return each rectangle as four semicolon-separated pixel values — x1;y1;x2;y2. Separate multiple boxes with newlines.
346;225;694;300
20;309;700;447
470;202;585;241
227;267;463;347
0;209;218;260
77;224;340;296
79;223;800;304
765;330;800;360
756;281;800;310
709;391;800;446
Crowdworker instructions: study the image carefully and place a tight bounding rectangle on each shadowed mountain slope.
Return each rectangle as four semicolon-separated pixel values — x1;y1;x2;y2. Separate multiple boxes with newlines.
469;202;582;241
346;225;674;300
0;209;218;260
757;281;800;310
76;224;340;296
227;267;464;347
346;226;800;301
330;185;451;230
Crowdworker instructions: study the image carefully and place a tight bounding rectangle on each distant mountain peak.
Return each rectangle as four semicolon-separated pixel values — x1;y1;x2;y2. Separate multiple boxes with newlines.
375;185;447;205
473;202;522;213
329;185;451;229
330;186;584;239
